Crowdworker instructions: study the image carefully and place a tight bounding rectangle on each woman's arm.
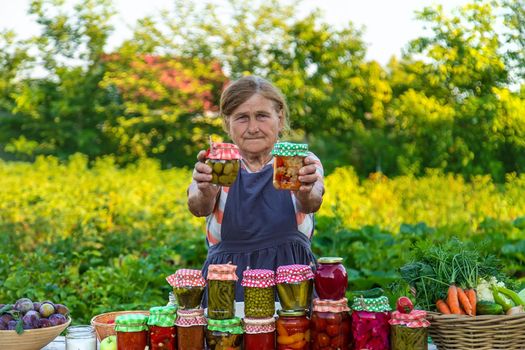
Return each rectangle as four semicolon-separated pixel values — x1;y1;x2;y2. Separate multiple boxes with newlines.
187;150;220;217
294;155;325;214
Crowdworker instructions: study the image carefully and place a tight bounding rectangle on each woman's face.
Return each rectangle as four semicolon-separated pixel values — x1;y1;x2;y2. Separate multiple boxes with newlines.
227;93;283;157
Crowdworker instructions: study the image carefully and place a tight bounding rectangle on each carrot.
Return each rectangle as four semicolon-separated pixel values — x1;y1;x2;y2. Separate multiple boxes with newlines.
446;285;462;314
457;287;473;316
466;288;477;315
436;299;451;314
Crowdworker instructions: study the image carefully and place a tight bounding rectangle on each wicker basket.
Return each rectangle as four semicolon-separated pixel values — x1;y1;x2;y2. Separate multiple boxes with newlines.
90;310;149;341
427;311;525;350
0;317;71;350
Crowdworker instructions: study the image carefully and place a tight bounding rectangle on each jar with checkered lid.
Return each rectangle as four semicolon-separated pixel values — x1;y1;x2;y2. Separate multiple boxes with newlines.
166;269;206;309
242;269;276;318
148;305;177;350
205;142;241;187
351;295;392;350
175;308;207;350
114;313;149;350
207;263;238;319
275;264;314;311
311;298;351;350
205;317;244;350
389;297;429;350
276;309;310;350
243;317;276;350
271;142;309;191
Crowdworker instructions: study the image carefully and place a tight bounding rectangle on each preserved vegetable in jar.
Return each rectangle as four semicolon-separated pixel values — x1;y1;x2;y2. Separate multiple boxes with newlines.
351;296;392;350
276;264;314;311
166;269;206;309
114;314;149;350
148;305;177;350
243;317;276;350
314;257;348;300
207;264;238;319
276;310;310;350
389;297;429;350
242;269;276;318
176;309;206;350
205;142;241;187
310;298;351;350
206;317;244;350
271;142;309;191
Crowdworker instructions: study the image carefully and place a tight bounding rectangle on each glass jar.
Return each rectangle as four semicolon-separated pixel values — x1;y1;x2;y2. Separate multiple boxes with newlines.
276;310;310;350
65;325;97;350
389;297;429;350
166;269;206;309
205;142;241;187
314;257;348;300
206;317;244;350
243;317;276;350
271;142;309;191
148;306;177;350
242;269;276;318
207;264;238;319
276;264;314;311
310;298;351;350
176;309;207;350
351;296;392;350
115;314;149;350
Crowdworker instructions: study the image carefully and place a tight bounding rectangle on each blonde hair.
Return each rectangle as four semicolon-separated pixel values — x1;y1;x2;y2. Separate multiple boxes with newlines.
220;76;289;133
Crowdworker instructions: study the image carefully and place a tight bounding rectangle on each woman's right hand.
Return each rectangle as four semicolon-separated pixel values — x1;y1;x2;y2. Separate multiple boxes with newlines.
192;150;216;192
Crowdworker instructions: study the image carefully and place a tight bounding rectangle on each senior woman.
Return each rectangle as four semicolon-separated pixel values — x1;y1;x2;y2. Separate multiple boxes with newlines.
187;75;324;300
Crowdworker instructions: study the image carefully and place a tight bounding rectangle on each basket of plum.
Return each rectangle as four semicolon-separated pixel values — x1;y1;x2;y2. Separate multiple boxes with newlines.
0;297;71;350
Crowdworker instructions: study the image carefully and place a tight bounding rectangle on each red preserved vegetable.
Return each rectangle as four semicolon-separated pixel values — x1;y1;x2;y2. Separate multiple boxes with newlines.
149;325;176;350
276;310;310;350
310;298;351;350
244;317;276;350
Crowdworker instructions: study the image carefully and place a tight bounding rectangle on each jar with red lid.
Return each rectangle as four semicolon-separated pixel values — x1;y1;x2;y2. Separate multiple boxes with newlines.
148;305;177;350
114;314;149;350
175;309;206;350
276;309;310;350
166;269;206;309
276;264;314;311
205;142;241;187
311;298;351;350
271;142;309;191
207;264;238;319
242;269;276;318
314;257;348;300
243;317;276;350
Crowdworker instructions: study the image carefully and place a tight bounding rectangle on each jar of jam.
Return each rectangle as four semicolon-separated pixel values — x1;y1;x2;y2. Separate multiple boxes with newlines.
311;298;351;350
205;142;241;187
314;257;348;300
276;264;314;311
242;269;276;318
175;309;206;350
351;296;392;350
243;317;276;350
114;314;149;350
276;309;310;350
389;297;429;350
206;317;244;350
207;263;238;319
148;305;177;350
166;269;206;309
271;142;309;191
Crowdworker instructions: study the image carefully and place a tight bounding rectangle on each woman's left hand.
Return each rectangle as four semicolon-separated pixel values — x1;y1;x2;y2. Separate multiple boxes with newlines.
297;156;321;193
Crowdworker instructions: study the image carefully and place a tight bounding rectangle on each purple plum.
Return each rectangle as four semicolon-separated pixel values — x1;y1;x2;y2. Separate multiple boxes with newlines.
0;313;13;324
39;302;55;318
14;298;33;314
54;304;70;316
33;302;42;311
7;320;17;330
38;318;52;328
0;320;7;330
48;313;67;326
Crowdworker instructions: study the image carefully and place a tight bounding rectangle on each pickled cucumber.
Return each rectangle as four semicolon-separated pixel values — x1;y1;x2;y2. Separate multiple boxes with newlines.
213;162;224;174
206;159;240;187
223;162;233;175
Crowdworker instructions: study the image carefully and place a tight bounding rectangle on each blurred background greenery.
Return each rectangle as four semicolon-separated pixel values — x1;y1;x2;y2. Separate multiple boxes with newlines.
1;0;524;323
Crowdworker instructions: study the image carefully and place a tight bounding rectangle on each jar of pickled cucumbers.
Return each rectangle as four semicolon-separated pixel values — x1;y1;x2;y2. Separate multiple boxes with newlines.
243;317;276;350
207;263;238;319
166;269;206;309
271;142;309;191
242;269;276;318
206;317;244;350
389;297;429;350
276;264;314;311
311;298;351;350
176;308;207;350
148;305;177;350
276;309;310;350
351;295;392;350
205;142;241;187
